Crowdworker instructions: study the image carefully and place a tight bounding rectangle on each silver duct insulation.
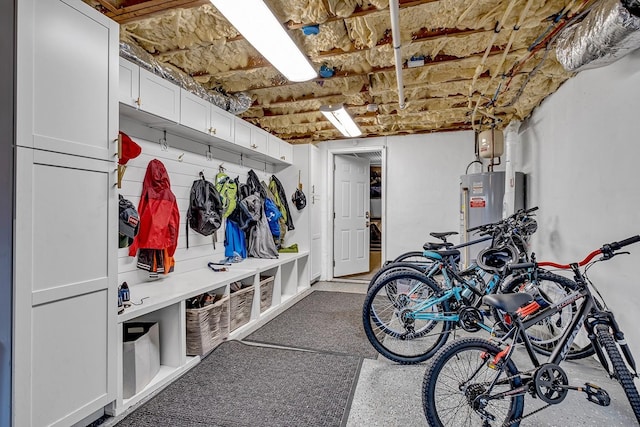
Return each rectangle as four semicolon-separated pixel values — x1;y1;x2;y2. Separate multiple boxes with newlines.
119;39;252;114
556;0;640;72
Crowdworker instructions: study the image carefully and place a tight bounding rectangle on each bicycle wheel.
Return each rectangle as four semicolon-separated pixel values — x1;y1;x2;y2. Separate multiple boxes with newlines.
595;324;640;423
501;271;595;360
367;261;433;292
422;337;524;426
392;251;433;264
362;271;453;364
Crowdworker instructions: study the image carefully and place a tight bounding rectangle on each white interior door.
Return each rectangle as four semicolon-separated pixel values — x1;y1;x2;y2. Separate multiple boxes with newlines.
334;154;370;277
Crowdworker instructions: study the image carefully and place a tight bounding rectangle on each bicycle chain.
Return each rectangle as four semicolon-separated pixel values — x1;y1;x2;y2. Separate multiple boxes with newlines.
502;403;551;426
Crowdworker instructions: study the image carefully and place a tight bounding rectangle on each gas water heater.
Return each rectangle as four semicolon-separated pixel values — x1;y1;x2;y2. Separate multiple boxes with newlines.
460;171;525;265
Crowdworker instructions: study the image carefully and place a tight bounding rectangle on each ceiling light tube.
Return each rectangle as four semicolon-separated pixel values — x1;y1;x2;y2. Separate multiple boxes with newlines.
210;0;317;82
320;104;362;138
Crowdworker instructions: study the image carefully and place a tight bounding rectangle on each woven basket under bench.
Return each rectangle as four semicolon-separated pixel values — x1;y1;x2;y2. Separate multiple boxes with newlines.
186;295;229;356
259;275;275;313
230;285;254;331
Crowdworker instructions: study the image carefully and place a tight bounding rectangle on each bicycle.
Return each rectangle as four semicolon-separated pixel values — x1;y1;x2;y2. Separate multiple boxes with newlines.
362;249;579;364
421;235;640;426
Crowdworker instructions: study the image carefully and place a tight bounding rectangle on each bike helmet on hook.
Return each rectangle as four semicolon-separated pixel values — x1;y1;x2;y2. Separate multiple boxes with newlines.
476;246;518;272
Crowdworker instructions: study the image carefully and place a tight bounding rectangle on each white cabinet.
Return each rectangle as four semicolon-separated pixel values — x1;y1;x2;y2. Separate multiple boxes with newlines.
234;117;252;149
210;105;235;142
250;127;269;155
268;135;294;165
180;89;211;135
179;89;235;143
119;58;180;123
15;1;118;426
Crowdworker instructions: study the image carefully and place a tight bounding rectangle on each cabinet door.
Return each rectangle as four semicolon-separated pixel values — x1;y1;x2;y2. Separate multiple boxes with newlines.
180;90;211;135
250;127;268;154
268;134;281;159
15;149;118;427
210;106;234;142
19;0;118;161
234;117;252;149
119;58;140;108
279;140;293;164
139;68;180;122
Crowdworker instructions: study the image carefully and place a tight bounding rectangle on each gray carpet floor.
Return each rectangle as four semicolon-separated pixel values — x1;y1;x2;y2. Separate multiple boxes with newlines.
244;291;378;359
115;340;362;427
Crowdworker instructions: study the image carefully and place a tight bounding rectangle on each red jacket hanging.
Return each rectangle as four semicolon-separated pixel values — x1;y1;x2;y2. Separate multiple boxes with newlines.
129;159;180;258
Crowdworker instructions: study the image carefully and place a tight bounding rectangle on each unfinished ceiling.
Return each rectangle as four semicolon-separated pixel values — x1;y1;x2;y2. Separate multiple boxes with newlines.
85;0;588;144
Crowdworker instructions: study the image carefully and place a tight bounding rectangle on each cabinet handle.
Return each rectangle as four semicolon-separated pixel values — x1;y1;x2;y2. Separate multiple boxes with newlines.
209;127;217;135
251;144;258;149
280;156;286;160
135;97;141;106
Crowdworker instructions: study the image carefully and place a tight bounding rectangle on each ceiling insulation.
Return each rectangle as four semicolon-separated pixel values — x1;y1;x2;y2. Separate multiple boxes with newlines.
85;0;587;143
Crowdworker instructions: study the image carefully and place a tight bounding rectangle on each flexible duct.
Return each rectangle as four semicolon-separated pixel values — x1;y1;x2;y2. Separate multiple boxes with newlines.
389;0;406;110
119;39;252;114
556;0;640;72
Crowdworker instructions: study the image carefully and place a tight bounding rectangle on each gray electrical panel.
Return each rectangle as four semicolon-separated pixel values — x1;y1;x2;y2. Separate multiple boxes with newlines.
460;171;525;265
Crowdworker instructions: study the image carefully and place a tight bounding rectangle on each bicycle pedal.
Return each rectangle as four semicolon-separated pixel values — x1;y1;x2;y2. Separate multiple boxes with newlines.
582;383;610;406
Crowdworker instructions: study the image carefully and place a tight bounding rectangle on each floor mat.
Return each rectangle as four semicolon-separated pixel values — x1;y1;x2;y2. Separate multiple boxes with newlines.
116;340;362;427
244;290;378;359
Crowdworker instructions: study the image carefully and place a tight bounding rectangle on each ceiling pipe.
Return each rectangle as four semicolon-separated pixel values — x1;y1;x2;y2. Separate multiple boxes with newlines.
389;0;406;110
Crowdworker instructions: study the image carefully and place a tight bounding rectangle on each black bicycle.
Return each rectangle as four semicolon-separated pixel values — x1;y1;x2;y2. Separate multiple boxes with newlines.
421;235;640;426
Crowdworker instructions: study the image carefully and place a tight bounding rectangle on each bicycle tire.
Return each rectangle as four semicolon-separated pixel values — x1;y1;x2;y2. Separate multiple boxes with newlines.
362;270;453;364
422;337;524;426
595;324;640;423
392;251;433;264
367;261;433;292
500;271;595;360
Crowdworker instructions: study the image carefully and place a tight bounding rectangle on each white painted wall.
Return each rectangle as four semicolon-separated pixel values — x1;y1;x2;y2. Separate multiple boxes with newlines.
520;49;640;356
318;132;475;278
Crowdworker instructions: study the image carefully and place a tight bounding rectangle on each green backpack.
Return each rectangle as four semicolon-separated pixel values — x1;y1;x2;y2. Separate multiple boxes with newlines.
215;172;238;218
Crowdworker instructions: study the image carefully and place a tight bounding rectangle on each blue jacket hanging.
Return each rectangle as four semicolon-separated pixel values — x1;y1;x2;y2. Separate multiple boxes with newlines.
224;218;247;259
264;197;282;238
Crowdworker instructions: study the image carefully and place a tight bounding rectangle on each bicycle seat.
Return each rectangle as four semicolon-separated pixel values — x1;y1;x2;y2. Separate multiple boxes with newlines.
424;249;461;259
423;242;454;250
482;293;533;313
430;231;458;240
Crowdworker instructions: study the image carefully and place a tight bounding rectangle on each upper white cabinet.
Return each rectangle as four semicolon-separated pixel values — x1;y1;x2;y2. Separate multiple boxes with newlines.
119;58;291;166
234;116;269;156
119;58;180;123
268;135;293;165
210;104;235;142
250;127;269;155
180;89;235;143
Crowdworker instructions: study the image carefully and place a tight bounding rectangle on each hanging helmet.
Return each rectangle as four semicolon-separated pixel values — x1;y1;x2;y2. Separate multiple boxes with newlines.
476;246;517;272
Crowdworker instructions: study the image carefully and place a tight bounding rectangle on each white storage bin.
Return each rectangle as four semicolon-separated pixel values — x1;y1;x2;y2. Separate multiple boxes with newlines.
123;322;160;399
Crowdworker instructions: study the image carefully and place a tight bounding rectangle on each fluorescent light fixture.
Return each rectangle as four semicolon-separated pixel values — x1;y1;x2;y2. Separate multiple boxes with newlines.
320;104;362;138
210;0;317;82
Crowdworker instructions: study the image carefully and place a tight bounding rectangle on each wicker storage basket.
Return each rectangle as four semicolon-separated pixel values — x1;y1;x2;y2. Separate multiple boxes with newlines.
229;285;254;331
185;295;229;356
259;275;275;313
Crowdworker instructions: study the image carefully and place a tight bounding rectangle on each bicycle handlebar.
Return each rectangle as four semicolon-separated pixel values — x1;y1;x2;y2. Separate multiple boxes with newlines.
538;235;640;269
466;206;539;233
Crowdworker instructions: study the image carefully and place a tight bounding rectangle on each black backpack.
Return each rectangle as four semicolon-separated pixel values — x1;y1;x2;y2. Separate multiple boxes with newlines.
186;172;223;248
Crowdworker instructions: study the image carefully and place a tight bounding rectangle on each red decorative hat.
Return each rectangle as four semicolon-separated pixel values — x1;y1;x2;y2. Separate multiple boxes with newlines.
119;131;142;165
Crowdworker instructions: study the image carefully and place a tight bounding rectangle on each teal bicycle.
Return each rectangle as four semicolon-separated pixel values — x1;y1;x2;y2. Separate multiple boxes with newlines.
362;249;581;364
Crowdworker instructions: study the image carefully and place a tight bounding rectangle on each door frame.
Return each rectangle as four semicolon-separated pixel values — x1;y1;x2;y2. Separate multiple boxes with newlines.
327;146;387;281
